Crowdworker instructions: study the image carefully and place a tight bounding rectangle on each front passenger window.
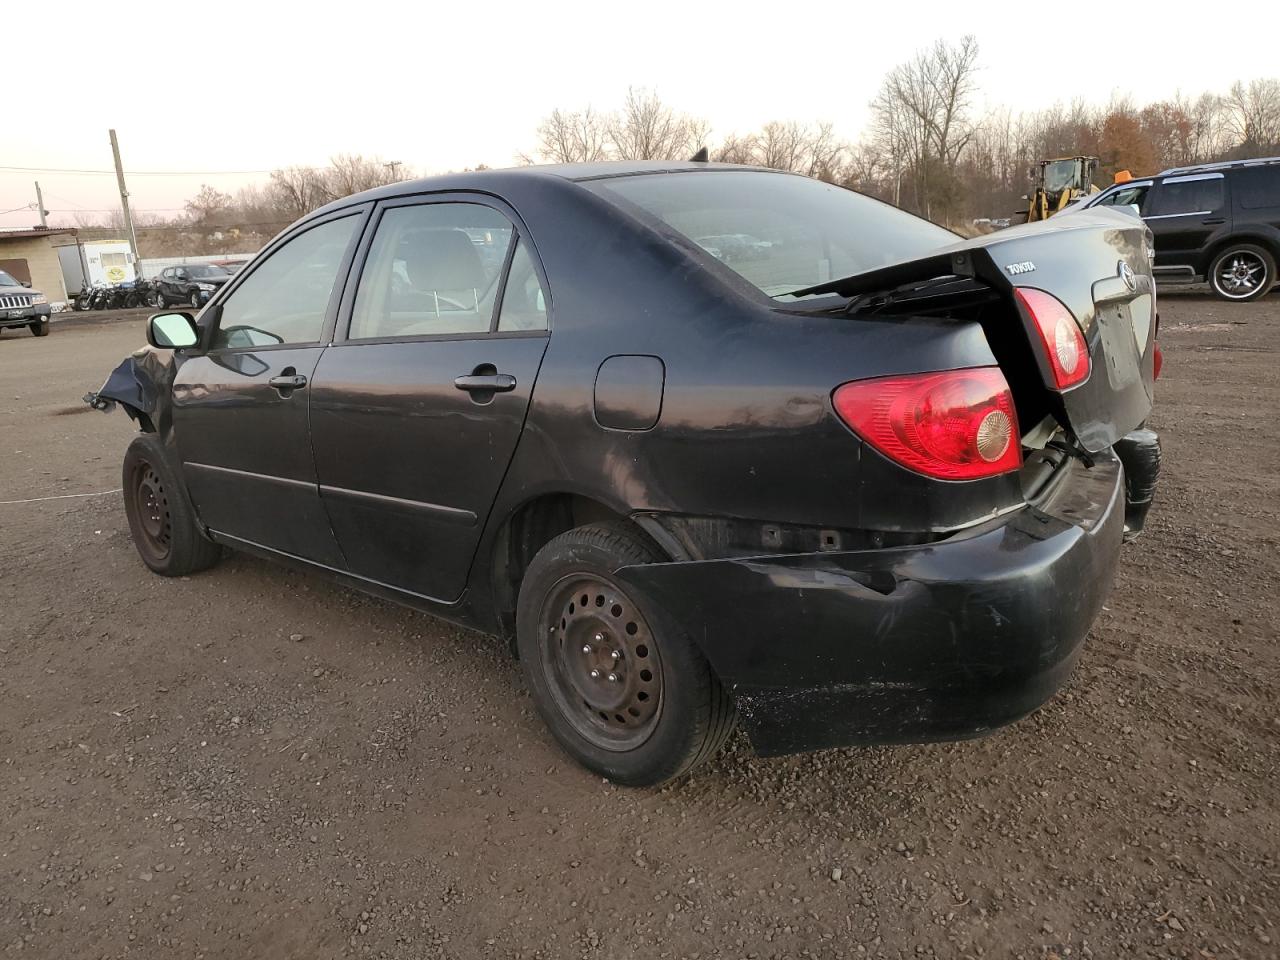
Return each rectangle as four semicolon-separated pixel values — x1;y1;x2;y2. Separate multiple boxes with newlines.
213;215;359;349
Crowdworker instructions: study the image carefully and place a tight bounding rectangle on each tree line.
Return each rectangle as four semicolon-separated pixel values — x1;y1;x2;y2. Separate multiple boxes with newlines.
526;40;1279;224
79;38;1280;254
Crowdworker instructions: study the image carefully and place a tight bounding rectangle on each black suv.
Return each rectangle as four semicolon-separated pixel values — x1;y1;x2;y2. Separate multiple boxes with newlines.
1082;157;1280;300
153;264;233;308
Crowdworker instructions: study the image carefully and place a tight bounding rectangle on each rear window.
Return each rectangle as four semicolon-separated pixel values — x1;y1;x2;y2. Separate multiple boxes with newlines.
1233;165;1280;209
584;171;956;300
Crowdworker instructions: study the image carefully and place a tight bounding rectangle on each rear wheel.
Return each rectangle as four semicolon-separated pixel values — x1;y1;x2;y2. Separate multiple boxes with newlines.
1209;243;1275;301
122;434;221;576
516;523;735;786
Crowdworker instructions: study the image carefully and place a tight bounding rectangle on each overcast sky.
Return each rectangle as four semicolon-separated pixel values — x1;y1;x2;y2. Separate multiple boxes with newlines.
5;0;1277;230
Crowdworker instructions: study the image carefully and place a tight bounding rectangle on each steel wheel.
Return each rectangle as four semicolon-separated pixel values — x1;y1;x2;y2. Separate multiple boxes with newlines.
130;460;172;566
538;573;663;751
1213;250;1269;299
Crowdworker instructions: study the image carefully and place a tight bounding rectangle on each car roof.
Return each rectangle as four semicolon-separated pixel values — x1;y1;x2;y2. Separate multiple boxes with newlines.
307;160;783;221
1156;156;1280;178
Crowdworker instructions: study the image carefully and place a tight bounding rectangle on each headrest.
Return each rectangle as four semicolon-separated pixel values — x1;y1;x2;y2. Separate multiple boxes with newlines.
398;229;486;289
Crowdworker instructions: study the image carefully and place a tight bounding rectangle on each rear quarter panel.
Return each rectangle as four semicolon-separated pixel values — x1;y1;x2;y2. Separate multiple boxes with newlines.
478;178;1021;567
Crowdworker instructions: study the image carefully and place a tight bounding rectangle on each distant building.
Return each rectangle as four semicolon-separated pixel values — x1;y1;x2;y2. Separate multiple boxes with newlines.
0;228;76;303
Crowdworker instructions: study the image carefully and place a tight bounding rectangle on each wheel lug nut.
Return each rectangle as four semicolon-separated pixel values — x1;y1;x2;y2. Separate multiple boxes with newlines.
611;650;621;660
581;644;592;654
607;673;619;683
593;632;605;643
589;669;601;679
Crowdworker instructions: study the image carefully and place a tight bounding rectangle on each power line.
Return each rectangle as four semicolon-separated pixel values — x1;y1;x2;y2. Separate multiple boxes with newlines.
0;164;273;176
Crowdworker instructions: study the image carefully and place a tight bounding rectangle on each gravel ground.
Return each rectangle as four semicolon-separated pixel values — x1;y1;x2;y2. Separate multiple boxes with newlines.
1;292;1277;959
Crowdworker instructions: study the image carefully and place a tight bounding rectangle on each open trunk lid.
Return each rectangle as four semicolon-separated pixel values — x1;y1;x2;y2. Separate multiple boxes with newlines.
797;208;1158;453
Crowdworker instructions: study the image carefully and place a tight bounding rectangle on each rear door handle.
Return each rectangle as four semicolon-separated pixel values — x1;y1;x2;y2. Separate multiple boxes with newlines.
454;374;516;393
268;374;307;390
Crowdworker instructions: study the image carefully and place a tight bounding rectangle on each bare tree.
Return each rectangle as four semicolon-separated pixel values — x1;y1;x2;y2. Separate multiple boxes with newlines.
608;88;708;160
756;121;811;172
327;154;402;198
526;108;611;163
185;184;233;228
268;166;331;221
712;132;759;165
1224;79;1280;153
872;36;981;218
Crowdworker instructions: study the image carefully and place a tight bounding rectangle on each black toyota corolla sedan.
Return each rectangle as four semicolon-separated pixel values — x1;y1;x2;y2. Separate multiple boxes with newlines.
89;161;1162;785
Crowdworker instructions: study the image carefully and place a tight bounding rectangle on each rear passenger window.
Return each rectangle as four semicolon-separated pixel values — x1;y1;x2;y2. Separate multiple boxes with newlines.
497;240;548;331
1148;177;1224;216
349;203;514;340
1234;166;1280;209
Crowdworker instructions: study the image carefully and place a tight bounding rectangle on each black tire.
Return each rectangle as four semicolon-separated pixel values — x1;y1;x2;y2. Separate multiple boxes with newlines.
1208;243;1276;302
190;289;202;308
29;320;49;337
153;290;167;308
516;523;735;786
121;433;221;576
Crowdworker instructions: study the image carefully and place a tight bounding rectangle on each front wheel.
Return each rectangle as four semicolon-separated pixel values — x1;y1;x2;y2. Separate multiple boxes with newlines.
516;523;735;786
190;289;202;308
152;290;166;308
29;320;49;337
122;434;222;576
1209;243;1276;301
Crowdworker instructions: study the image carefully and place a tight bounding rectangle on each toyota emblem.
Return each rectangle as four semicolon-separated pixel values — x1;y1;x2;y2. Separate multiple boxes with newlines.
1118;260;1137;291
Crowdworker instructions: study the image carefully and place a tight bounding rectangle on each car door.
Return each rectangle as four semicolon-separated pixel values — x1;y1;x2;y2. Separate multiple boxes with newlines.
170;206;369;565
308;197;551;602
1144;173;1229;275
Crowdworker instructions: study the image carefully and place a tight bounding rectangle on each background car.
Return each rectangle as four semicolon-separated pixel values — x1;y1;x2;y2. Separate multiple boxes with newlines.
0;268;51;337
92;162;1160;786
1083;156;1280;300
152;263;233;308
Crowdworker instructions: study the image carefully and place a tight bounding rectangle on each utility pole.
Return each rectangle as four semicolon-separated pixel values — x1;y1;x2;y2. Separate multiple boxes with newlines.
34;181;48;228
385;160;402;180
108;129;141;274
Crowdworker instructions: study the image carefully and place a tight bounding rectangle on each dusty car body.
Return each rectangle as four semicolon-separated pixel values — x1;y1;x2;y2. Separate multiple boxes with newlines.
90;162;1162;784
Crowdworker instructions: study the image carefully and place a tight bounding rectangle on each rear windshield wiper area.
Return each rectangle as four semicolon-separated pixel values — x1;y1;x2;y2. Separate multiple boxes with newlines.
838;275;999;317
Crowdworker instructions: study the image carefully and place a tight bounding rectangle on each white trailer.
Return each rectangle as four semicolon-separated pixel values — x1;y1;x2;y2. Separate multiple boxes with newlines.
56;239;137;294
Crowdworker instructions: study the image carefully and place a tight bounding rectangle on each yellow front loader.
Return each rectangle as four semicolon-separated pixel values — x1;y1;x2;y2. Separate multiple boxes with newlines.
1025;156;1100;222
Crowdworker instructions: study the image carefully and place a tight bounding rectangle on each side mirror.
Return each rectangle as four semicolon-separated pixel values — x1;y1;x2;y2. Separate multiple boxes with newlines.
147;312;199;349
19;280;31;288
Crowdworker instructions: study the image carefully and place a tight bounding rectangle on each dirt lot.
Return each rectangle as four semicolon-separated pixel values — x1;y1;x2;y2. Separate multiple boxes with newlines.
2;295;1277;959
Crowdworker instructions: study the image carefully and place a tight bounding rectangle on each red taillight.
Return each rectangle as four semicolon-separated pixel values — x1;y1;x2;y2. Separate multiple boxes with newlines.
832;367;1022;481
1153;341;1163;380
1015;287;1090;390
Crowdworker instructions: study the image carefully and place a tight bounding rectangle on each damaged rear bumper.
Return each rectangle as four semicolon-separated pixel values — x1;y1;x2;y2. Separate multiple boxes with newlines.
618;451;1128;757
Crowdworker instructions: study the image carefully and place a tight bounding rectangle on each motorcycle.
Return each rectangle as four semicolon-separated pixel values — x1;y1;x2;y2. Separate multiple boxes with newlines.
73;284;97;311
89;283;113;310
126;278;155;309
